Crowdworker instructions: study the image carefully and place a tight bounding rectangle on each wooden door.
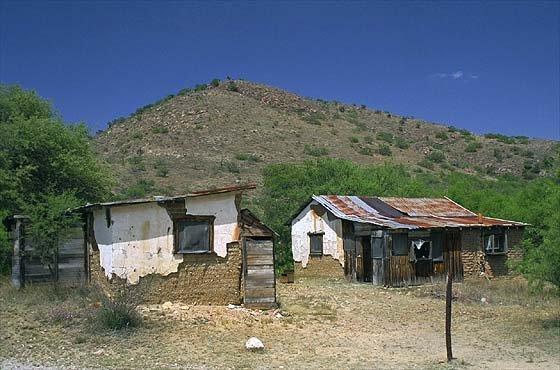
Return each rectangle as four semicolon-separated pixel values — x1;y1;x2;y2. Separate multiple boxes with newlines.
443;230;463;280
243;238;276;307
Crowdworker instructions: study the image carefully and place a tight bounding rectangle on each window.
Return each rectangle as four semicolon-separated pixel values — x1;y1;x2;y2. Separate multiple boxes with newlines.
431;232;443;262
392;233;408;256
174;216;214;253
309;233;323;256
484;233;506;254
411;239;432;260
371;236;383;259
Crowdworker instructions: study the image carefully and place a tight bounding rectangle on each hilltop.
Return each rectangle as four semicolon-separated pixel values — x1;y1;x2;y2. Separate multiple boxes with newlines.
95;79;558;196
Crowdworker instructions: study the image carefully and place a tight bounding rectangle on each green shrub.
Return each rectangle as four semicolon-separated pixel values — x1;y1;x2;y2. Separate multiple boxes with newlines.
447;126;458;132
459;128;472;137
418;158;434;169
395;137;410;149
435;131;448;140
128;156;145;172
151;126;169;134
465;142;483;153
522;150;535;158
302;112;325;125
378;144;392;156
349;136;359;143
220;160;240;173
227;81;239;92
493;148;504;162
357;147;374;156
193;84;207;92
211;78;220;87
91;284;143;331
304;144;329;157
153;159;169;177
235;153;261;162
426;151;445;163
514;136;529;144
484;133;516;144
121;179;155;198
363;135;374;144
131;132;143;140
377;132;393;144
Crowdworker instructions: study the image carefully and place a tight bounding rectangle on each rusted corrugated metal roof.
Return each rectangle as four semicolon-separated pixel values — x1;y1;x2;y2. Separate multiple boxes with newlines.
77;184;256;210
379;197;476;217
311;195;527;230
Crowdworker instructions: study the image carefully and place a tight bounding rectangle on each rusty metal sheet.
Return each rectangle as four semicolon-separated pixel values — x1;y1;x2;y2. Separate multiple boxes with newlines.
379;197;476;217
311;195;528;230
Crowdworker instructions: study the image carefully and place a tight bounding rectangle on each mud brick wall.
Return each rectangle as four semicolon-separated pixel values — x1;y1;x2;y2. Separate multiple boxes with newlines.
461;228;484;276
460;227;525;277
90;242;242;305
294;255;345;279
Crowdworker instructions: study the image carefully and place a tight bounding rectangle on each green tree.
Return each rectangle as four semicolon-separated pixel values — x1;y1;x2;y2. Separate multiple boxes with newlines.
0;85;113;273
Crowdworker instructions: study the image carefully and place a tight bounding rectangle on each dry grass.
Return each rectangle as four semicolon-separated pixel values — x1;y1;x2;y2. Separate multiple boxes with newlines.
0;276;559;369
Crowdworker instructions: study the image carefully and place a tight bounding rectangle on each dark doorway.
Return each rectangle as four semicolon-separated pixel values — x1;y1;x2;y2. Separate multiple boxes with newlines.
362;236;373;282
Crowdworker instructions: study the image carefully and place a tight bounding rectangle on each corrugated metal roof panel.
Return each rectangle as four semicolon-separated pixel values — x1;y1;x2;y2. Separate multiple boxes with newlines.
379;197;477;217
311;195;527;229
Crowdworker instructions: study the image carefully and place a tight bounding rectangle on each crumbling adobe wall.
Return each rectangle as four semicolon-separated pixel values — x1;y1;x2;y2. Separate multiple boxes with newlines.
90;242;242;305
461;228;525;277
294;255;344;279
460;228;484;276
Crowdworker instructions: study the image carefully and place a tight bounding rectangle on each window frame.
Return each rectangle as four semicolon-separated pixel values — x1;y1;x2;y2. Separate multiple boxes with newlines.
410;238;432;260
308;232;324;256
173;215;215;254
484;232;507;255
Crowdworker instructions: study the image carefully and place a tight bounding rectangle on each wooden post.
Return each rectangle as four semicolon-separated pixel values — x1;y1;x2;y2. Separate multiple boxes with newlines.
445;272;453;362
10;219;23;289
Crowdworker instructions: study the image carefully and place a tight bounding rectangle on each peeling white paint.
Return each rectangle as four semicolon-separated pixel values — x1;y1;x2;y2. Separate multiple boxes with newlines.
92;193;240;284
291;201;344;267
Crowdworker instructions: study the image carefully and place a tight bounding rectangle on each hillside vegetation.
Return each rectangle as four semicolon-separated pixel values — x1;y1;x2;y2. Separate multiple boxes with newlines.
95;79;558;196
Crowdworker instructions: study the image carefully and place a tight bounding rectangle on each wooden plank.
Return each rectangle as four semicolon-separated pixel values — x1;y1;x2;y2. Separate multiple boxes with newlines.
246;256;274;265
245;287;275;296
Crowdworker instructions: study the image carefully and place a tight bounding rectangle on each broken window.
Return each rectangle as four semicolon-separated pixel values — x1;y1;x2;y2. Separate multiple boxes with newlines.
484;232;507;255
411;239;432;261
175;216;214;253
309;233;323;256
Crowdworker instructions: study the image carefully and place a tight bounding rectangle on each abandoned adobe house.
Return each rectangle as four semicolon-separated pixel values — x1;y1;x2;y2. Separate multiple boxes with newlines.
8;185;277;307
291;195;527;286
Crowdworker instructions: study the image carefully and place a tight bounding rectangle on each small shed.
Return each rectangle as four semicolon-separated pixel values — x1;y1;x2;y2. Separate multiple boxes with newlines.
291;195;528;286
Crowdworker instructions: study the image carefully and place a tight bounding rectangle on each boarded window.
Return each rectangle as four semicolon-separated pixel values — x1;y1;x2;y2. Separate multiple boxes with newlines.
175;216;214;253
484;232;506;254
372;237;383;258
309;233;323;256
392;233;408;256
431;232;443;261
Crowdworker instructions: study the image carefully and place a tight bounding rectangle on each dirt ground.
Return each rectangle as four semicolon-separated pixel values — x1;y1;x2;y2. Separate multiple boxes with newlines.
0;275;558;370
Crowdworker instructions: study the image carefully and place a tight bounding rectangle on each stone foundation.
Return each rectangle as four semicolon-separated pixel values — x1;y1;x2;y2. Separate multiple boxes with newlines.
91;242;242;305
295;255;344;279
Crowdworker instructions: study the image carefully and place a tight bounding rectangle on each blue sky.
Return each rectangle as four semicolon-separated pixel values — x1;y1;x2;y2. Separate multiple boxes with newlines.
1;1;559;139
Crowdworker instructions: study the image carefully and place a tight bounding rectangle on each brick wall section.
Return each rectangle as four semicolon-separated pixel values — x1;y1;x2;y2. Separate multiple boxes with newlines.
460;227;525;277
295;256;345;279
461;229;484;276
90;242;243;305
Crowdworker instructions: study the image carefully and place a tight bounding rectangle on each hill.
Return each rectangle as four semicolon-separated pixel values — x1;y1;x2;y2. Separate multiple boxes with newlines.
95;79;558;196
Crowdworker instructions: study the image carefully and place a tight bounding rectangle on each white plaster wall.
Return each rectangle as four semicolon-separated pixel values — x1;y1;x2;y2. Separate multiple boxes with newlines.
291;201;344;267
185;193;239;257
93;203;179;284
92;193;240;284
